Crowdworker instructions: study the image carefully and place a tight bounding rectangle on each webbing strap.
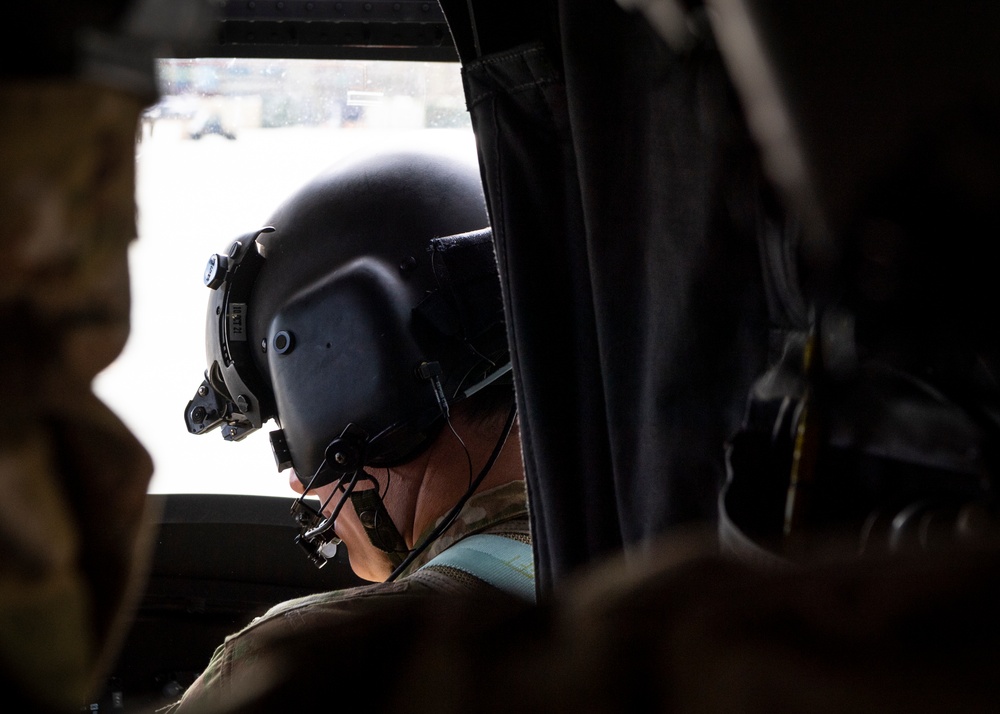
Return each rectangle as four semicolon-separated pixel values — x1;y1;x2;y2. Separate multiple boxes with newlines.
420;534;536;602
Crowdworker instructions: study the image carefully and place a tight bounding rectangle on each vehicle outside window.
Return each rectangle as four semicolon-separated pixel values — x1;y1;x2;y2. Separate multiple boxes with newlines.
93;57;477;496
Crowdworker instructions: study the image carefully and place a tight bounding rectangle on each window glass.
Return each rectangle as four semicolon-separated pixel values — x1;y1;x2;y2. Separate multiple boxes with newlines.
93;58;477;496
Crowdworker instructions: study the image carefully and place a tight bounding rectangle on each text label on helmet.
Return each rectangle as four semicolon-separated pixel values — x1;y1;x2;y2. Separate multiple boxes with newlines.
228;303;248;342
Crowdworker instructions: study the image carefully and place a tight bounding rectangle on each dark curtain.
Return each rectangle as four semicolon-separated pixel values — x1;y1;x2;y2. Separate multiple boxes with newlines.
438;0;782;593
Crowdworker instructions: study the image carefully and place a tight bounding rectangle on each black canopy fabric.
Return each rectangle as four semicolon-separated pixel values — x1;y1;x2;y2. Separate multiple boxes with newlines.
439;0;785;593
439;0;1000;595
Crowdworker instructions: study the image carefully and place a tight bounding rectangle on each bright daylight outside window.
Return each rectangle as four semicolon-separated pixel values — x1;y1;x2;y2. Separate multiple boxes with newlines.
92;57;478;497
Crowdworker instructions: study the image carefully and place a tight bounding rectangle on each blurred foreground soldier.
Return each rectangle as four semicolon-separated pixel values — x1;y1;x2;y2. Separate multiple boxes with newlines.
0;2;224;709
0;81;156;714
0;7;169;709
172;150;531;712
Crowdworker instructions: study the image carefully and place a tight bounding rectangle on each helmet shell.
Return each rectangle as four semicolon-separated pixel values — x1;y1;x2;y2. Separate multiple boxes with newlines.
206;149;501;482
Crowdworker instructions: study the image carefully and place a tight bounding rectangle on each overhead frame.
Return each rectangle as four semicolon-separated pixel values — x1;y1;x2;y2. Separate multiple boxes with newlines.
170;0;459;61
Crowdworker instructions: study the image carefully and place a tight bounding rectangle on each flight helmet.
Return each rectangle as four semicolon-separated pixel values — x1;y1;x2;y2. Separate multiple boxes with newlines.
184;150;510;489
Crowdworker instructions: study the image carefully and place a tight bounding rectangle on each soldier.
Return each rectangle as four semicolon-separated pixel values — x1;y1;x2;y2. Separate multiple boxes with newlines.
0;5;164;708
172;149;532;711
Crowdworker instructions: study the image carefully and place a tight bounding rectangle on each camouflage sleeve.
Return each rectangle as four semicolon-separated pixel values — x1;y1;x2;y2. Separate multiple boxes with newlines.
170;579;436;712
169;641;235;712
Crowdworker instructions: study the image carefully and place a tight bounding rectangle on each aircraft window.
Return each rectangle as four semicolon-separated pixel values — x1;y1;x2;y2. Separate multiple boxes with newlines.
93;57;477;497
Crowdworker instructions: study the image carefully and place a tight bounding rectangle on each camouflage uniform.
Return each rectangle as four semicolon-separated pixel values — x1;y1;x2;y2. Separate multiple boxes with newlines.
170;480;532;713
0;81;155;712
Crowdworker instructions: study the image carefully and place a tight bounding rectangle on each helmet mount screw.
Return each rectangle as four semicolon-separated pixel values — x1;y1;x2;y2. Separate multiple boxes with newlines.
334;452;348;465
273;331;294;354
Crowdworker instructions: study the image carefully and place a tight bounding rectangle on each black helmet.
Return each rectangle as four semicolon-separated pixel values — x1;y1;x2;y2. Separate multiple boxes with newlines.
185;150;510;486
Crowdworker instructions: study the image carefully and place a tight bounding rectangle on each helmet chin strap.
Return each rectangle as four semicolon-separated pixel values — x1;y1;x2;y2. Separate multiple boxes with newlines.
349;486;409;569
293;463;409;569
291;466;366;568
